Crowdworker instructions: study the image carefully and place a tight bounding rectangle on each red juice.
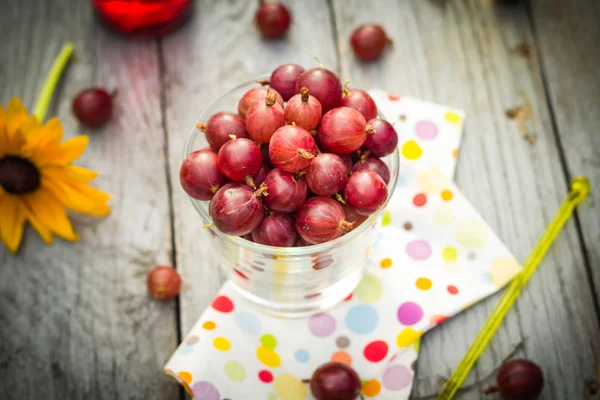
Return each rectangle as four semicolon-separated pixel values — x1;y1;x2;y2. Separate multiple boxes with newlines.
92;0;191;37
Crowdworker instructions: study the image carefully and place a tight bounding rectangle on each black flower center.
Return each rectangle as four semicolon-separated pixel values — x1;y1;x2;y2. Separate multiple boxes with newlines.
0;156;41;194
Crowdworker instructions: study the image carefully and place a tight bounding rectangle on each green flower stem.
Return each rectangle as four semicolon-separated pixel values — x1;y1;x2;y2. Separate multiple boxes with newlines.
33;43;75;123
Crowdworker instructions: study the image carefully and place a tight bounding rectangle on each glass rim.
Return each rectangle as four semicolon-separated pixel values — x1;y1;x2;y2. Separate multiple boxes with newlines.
183;74;400;256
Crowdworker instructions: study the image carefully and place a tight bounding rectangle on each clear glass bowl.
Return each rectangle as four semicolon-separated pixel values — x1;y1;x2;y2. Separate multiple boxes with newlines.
184;75;399;317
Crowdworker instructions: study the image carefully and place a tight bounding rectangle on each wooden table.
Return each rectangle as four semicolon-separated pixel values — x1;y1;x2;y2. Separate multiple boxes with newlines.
1;0;598;399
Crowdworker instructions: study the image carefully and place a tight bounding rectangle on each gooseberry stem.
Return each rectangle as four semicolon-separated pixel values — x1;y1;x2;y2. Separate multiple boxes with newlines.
33;43;75;123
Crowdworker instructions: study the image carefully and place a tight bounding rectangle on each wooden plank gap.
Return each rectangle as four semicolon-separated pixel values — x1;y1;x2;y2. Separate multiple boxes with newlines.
523;0;600;322
326;0;343;75
156;38;185;400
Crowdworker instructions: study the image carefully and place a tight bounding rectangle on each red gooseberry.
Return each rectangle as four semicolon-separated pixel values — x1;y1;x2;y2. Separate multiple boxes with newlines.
295;197;353;244
246;89;285;143
269;125;317;172
364;118;399;157
72;88;113;128
345;170;388;216
262;168;307;212
217;137;262;186
305;153;348;197
284;87;322;131
238;86;284;119
295;65;343;113
255;0;291;39
180;149;223;200
252;212;297;247
341;87;378;121
210;183;266;236
196;112;248;151
147;266;181;301
318;107;373;154
350;24;393;61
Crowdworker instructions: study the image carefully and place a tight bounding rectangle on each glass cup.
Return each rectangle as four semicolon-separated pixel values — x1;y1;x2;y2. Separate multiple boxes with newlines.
184;76;399;317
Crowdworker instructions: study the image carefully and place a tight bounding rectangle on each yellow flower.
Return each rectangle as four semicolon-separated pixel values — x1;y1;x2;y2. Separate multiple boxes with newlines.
0;97;111;253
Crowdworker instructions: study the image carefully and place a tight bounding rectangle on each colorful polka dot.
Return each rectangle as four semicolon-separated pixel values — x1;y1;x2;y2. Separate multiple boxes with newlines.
442;246;458;262
345;293;353;301
396;328;422;348
202;321;216;330
452;148;459;159
447;285;459;295
397;174;407;186
178;371;192;383
414;338;420;352
213;337;231;351
211;295;234;313
457;219;488;249
468;251;477;261
383;365;412;390
346;305;379;335
430;314;449;325
381;210;392;226
336;336;350;348
480;271;492;284
294;349;309;363
415;277;432;290
406;240;432;260
186;335;199;345
387;93;401;101
235;311;261;336
274;373;307;400
441;189;453;201
363;340;388;362
444;111;462;125
413;193;427;207
397;302;424;325
257;346;281;367
362;379;381;397
418;167;447;194
404;221;413;230
224;360;246;382
308;313;336;337
415;120;439;140
179;345;194;355
192;381;220;400
354;274;383;303
402;140;423;160
380;258;392;268
434;204;455;226
260;334;277;349
258;370;273;383
268;393;277;400
490;257;521;287
331;350;352;366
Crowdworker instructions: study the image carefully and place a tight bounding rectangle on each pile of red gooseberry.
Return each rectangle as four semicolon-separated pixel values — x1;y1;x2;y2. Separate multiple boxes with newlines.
180;61;398;247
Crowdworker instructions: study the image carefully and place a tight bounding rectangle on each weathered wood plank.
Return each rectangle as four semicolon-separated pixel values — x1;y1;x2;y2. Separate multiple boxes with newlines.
0;1;179;399
529;0;600;321
331;0;597;398
161;0;339;334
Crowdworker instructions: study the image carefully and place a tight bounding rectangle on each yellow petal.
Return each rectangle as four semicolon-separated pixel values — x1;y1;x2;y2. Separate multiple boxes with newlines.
37;135;89;166
38;117;63;148
42;165;99;184
23;188;78;242
20;199;54;244
43;177;111;217
5;97;30;140
0;194;27;253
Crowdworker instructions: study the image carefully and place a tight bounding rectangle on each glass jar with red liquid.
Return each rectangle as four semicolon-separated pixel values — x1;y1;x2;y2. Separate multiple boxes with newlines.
92;0;192;37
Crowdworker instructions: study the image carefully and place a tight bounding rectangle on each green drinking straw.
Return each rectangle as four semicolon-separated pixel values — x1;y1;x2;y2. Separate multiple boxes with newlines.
437;176;591;400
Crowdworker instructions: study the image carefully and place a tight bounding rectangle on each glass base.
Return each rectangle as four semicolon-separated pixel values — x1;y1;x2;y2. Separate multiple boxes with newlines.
229;266;364;318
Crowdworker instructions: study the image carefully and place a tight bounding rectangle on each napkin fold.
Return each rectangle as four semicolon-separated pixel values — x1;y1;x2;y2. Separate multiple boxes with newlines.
164;91;522;399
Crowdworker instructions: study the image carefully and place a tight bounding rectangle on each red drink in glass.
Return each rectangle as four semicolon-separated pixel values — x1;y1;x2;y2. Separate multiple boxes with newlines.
92;0;191;37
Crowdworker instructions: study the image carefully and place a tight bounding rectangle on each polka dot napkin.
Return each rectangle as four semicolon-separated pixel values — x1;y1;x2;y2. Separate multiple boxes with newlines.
164;90;522;399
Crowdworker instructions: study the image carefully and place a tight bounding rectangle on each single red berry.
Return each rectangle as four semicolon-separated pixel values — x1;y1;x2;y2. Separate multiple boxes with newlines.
72;88;113;128
255;0;291;39
147;266;181;300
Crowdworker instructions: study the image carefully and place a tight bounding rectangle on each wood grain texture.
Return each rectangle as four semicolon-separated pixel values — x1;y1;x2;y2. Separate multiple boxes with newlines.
331;0;598;398
0;1;179;399
529;0;600;314
161;0;339;334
